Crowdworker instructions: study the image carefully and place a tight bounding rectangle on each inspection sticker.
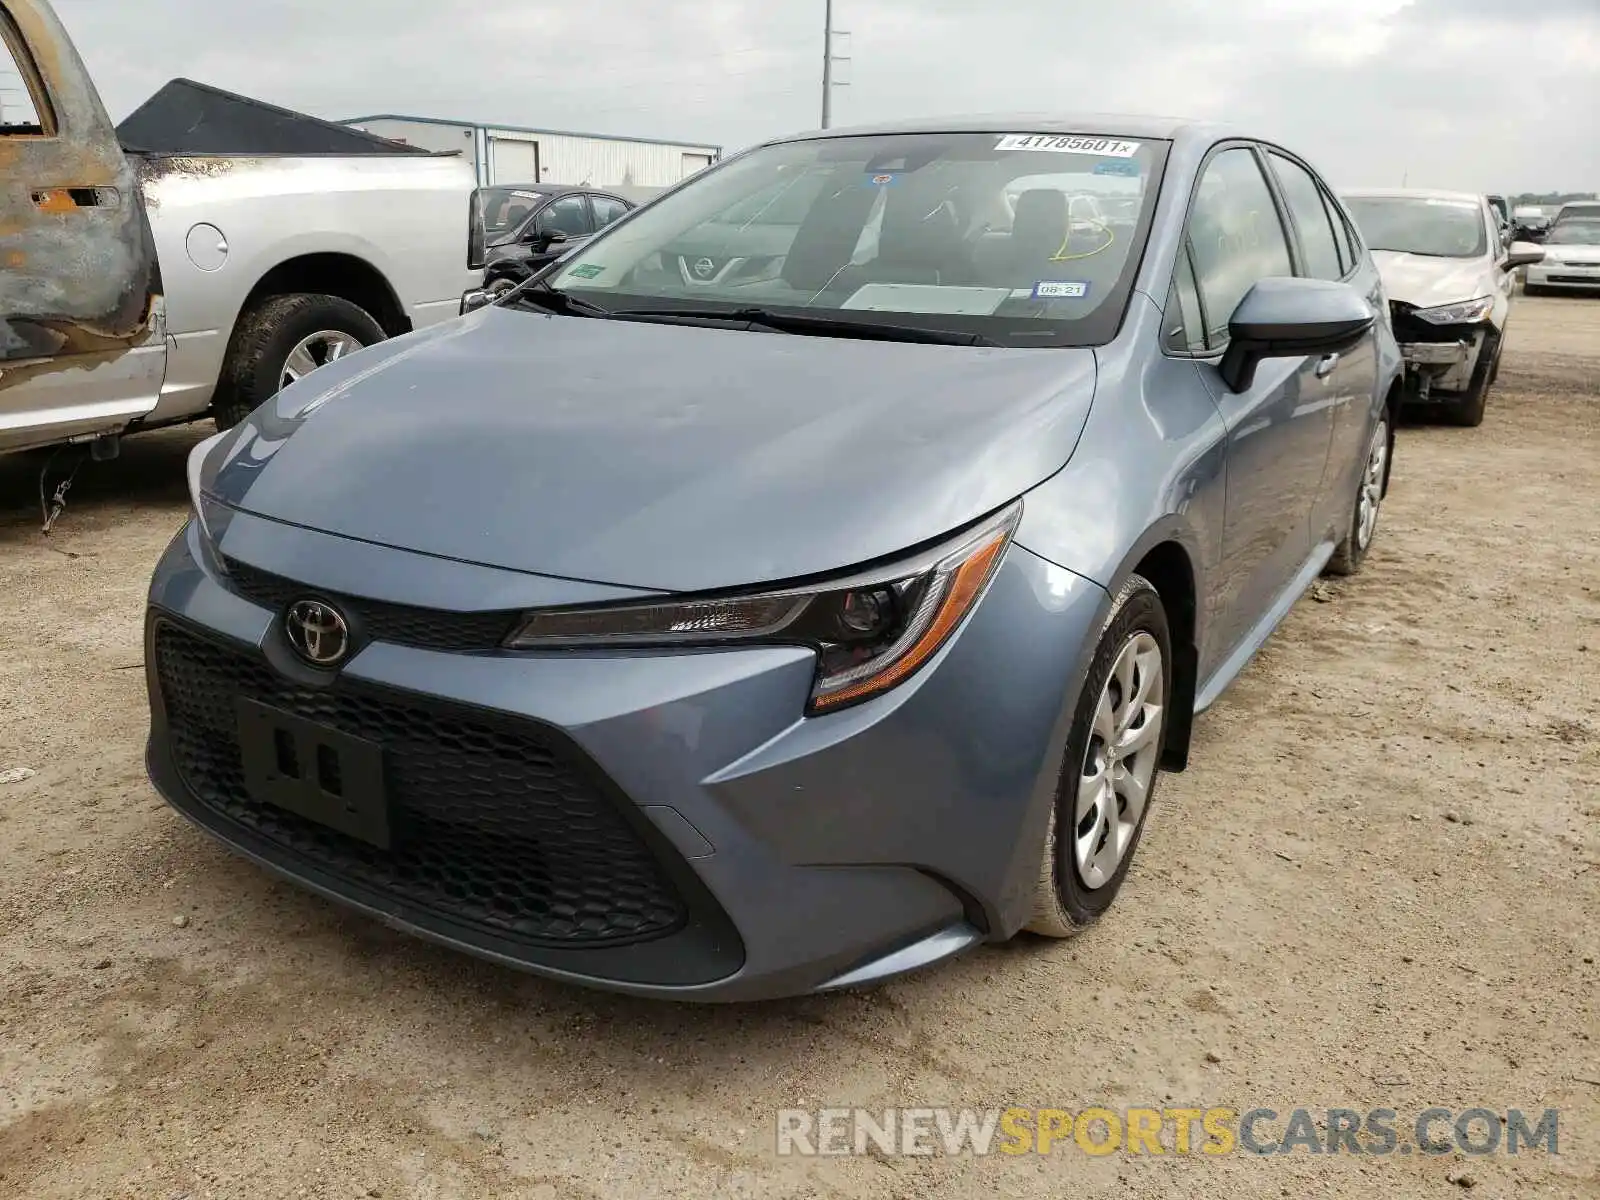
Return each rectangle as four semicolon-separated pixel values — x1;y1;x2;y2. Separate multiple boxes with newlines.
567;263;605;279
997;134;1140;158
1033;280;1090;299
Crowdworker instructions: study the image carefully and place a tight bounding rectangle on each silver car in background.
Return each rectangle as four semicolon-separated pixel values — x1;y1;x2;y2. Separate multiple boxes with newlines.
1343;188;1544;426
1525;206;1600;296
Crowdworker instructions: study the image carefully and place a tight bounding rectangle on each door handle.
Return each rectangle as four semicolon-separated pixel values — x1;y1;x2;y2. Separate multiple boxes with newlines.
1315;353;1340;379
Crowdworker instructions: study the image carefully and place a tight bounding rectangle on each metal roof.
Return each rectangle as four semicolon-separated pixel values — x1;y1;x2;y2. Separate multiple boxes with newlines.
340;112;720;153
768;111;1222;145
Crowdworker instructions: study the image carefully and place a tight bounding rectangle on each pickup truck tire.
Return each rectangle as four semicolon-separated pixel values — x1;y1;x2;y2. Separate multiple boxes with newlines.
213;293;385;431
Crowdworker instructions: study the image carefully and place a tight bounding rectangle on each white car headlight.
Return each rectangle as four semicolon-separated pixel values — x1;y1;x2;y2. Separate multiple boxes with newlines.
1414;296;1494;325
505;503;1022;713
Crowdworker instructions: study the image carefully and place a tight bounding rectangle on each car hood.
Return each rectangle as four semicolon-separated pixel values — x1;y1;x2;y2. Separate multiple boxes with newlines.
1540;242;1600;264
1370;250;1495;309
203;306;1098;593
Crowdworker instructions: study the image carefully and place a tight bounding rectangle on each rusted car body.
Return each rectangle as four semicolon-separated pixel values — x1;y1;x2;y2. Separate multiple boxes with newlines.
1;0;164;451
2;0;477;459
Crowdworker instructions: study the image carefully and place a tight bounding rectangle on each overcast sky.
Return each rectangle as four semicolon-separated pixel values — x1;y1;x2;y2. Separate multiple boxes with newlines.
42;0;1600;193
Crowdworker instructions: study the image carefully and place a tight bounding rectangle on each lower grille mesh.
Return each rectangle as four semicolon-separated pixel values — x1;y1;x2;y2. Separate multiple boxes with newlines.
153;622;688;947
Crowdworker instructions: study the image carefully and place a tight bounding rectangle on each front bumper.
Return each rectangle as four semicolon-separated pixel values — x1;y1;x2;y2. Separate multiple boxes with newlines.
1390;302;1493;398
1527;262;1600;290
145;513;1108;1001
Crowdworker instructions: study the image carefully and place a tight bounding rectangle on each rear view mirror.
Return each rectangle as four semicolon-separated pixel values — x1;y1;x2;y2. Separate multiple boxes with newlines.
459;288;495;315
1220;278;1375;393
1502;242;1545;271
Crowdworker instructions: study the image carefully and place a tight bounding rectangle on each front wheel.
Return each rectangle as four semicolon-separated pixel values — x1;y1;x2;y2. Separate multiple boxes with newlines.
1441;329;1500;428
1027;574;1171;937
1325;410;1390;577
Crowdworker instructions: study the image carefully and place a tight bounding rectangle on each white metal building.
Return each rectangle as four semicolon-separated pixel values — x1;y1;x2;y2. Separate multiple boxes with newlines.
341;113;720;193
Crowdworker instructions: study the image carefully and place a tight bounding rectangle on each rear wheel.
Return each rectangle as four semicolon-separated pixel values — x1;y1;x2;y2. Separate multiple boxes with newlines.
213;293;385;431
1326;410;1390;576
1027;575;1170;937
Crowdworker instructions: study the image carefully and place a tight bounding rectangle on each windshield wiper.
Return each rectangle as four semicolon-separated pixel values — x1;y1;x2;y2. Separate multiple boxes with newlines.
604;305;999;346
508;285;614;318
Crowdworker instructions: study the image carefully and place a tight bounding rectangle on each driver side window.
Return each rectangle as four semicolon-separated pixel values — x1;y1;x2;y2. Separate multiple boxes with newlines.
537;195;593;238
1184;147;1294;348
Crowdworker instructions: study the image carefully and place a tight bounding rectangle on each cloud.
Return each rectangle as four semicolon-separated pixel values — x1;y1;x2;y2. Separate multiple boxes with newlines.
45;0;1600;191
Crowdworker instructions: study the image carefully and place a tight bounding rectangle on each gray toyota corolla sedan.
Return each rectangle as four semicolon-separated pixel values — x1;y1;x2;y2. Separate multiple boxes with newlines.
146;115;1402;1001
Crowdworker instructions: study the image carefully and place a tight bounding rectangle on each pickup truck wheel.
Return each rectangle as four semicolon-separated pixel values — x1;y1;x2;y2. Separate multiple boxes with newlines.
213;294;385;431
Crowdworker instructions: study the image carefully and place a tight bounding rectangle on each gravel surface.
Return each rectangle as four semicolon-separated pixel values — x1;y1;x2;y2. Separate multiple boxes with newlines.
1;296;1596;1199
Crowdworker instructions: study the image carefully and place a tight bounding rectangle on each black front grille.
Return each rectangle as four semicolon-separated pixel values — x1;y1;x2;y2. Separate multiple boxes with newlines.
153;622;688;948
222;558;517;653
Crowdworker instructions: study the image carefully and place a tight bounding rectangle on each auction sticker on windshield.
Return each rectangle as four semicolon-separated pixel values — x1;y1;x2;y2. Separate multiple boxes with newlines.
1033;280;1090;299
996;134;1141;157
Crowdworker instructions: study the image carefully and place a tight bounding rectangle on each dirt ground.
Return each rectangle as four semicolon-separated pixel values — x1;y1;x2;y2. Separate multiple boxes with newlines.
1;295;1596;1200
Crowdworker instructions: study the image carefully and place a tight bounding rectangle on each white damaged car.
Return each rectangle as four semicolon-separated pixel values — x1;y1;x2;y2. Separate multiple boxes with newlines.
1342;188;1544;427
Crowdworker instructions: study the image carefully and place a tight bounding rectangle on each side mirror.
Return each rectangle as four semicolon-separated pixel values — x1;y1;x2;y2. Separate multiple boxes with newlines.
1502;241;1545;271
459;288;495;315
1219;277;1375;393
530;228;569;249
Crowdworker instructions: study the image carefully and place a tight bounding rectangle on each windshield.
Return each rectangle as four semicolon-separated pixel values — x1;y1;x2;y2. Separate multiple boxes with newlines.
1547;219;1600;246
1344;197;1488;258
541;130;1168;347
479;188;546;239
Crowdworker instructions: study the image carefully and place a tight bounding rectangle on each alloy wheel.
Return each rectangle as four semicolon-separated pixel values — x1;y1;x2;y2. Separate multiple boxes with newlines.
1075;631;1165;890
279;330;365;390
1356;420;1388;551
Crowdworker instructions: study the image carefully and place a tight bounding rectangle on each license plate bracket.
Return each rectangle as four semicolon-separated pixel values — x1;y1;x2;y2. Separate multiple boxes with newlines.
236;699;391;849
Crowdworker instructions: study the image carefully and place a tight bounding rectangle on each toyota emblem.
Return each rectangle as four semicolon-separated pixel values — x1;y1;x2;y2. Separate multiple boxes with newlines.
284;599;350;667
693;257;716;279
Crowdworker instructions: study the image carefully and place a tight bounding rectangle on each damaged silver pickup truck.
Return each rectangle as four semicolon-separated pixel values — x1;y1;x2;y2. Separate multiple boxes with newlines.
1;0;478;469
1341;188;1544;428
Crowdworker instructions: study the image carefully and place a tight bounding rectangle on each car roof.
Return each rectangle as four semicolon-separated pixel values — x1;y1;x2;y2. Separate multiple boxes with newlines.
1342;187;1484;204
767;112;1237;148
485;182;623;198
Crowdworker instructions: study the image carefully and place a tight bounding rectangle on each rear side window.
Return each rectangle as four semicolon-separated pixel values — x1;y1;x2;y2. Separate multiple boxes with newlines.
1185;147;1295;347
1;11;48;134
1268;152;1345;281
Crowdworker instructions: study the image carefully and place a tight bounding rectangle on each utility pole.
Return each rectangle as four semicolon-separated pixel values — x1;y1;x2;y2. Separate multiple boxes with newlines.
820;0;850;129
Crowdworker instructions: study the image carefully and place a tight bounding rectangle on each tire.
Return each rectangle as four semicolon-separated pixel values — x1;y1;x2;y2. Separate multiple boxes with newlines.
1027;574;1171;937
213;293;385;431
1326;409;1391;577
1441;328;1500;429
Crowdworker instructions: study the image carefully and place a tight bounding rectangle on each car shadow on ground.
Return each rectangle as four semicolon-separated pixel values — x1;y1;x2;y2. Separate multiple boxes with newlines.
163;820;1051;1045
0;427;205;545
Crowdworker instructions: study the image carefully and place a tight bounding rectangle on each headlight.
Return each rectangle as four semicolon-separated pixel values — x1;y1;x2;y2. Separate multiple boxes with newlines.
1414;295;1494;325
505;502;1022;713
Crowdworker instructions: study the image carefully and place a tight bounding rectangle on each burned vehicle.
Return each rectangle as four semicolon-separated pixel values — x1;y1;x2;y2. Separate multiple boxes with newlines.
1;0;478;479
1343;188;1543;427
